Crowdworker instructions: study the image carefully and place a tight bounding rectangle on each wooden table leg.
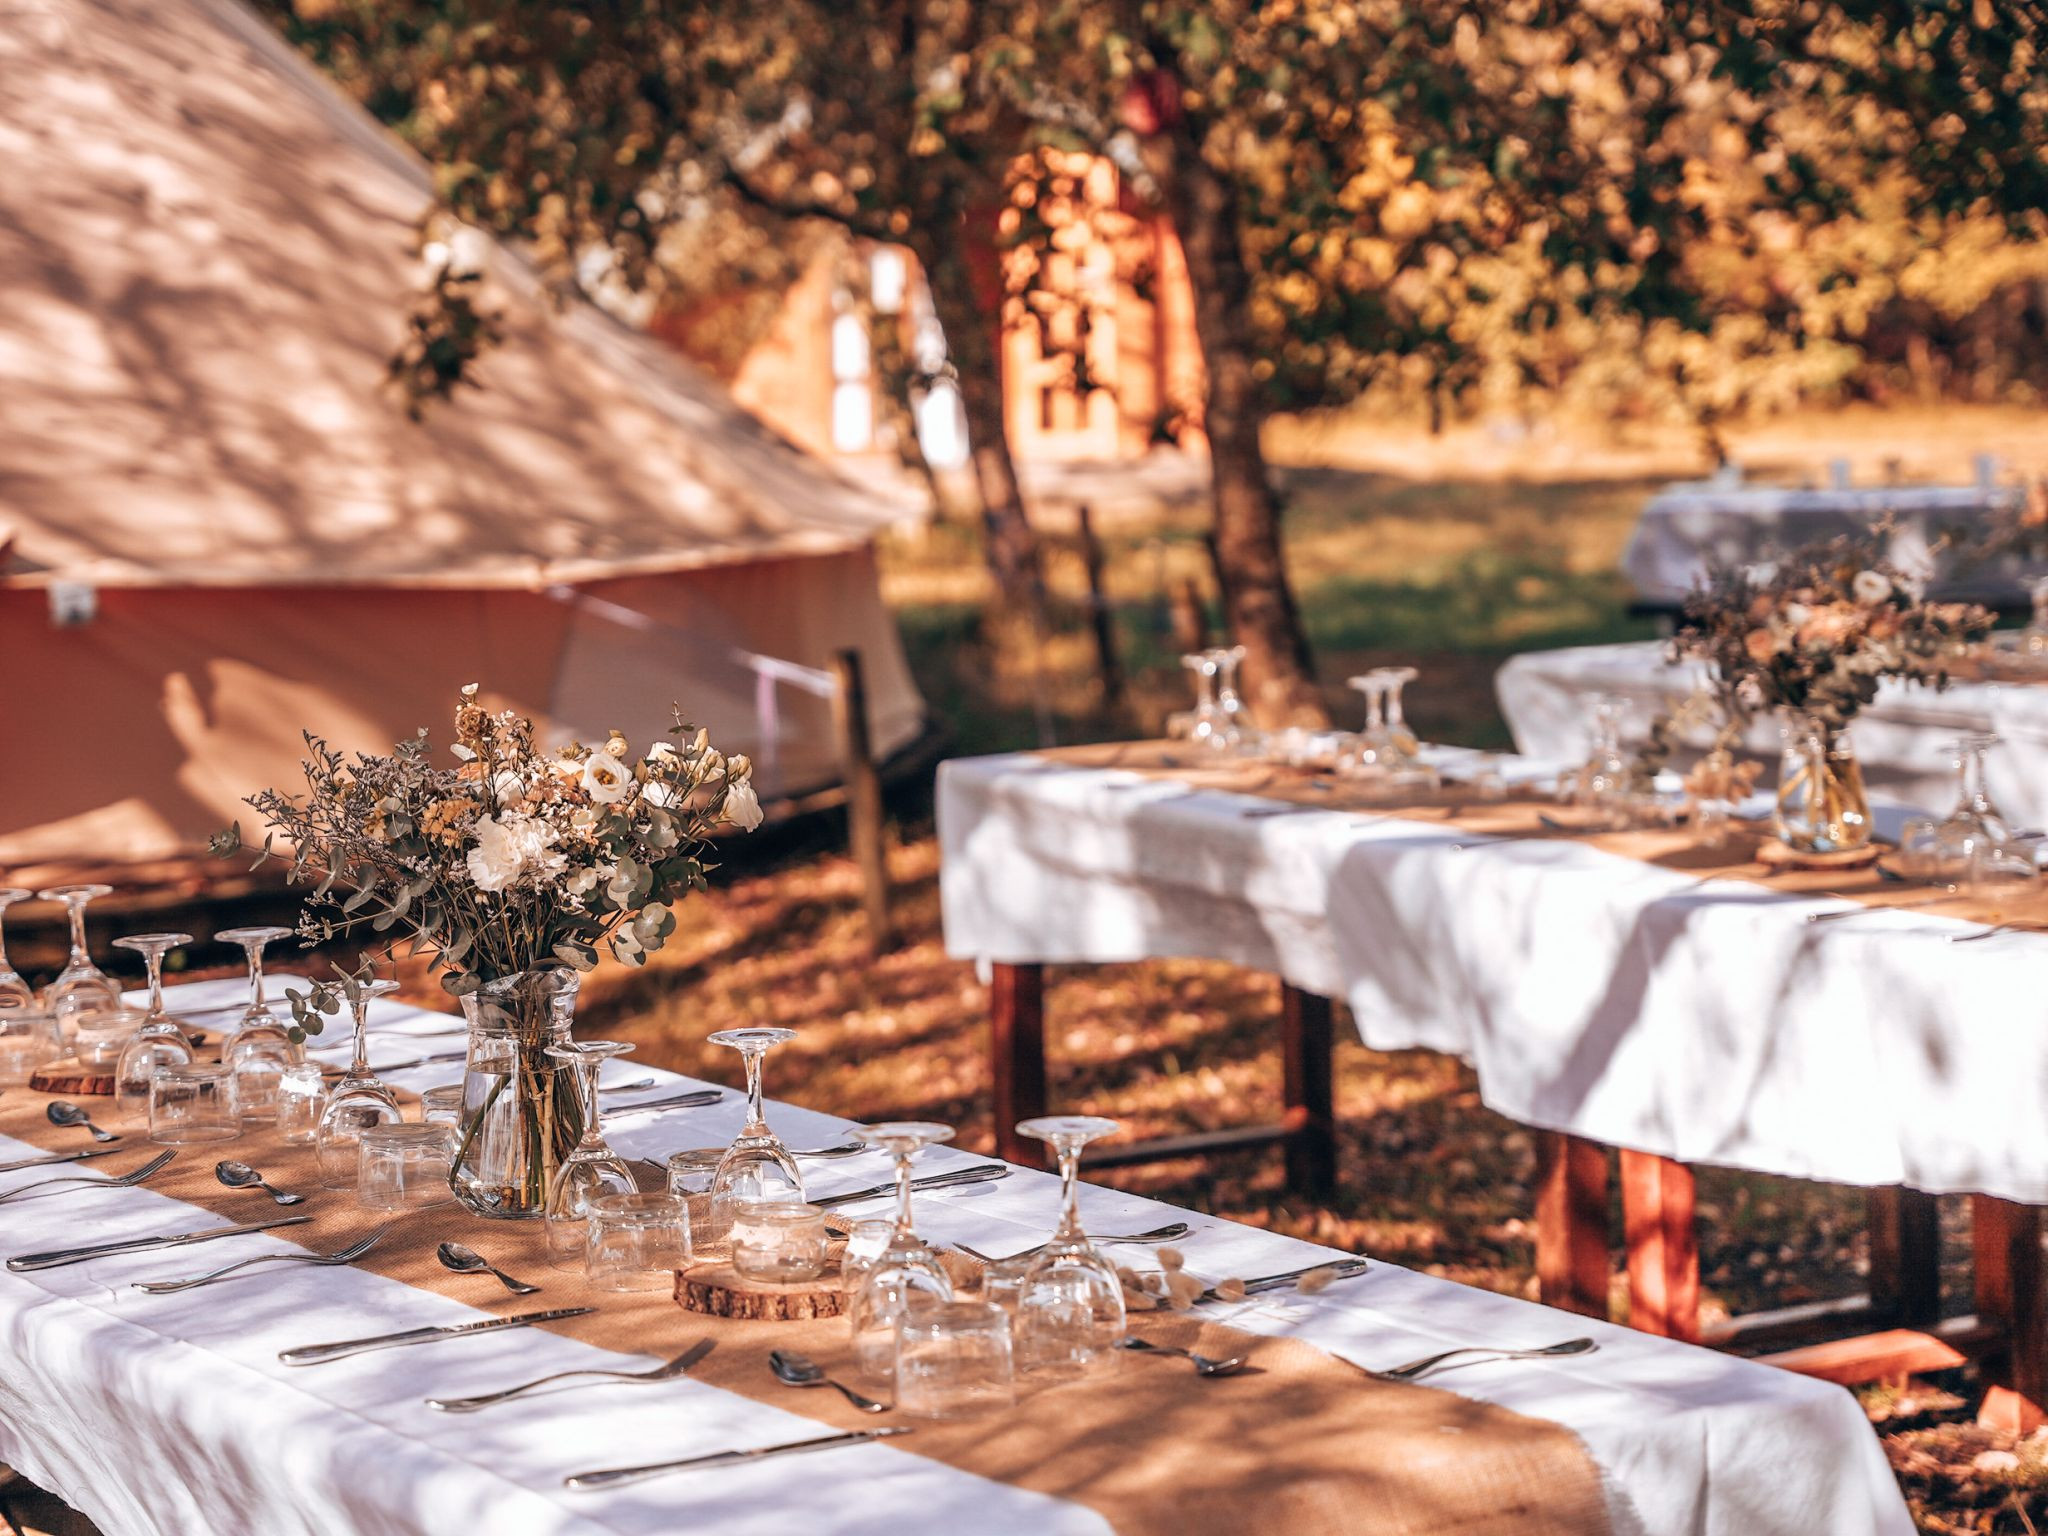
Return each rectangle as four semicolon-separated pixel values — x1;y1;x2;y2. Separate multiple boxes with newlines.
1621;1149;1700;1343
1536;1132;1610;1320
1280;984;1337;1202
1973;1194;2046;1434
990;962;1047;1167
1868;1187;1942;1328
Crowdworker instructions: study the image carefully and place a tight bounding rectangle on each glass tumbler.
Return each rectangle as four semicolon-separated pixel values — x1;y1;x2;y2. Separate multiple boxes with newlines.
69;1005;146;1069
894;1298;1016;1419
0;1009;62;1085
729;1201;829;1283
665;1147;727;1253
586;1191;692;1291
420;1084;466;1128
149;1063;239;1145
275;1062;327;1145
838;1218;896;1292
357;1124;455;1214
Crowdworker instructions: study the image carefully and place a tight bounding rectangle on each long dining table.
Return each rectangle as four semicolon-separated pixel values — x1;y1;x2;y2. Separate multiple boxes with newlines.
0;978;1906;1535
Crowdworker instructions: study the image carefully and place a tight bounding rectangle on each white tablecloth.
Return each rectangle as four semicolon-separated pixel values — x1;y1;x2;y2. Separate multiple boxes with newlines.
940;752;2048;1207
1;981;1905;1536
1497;639;2048;828
1624;481;2030;605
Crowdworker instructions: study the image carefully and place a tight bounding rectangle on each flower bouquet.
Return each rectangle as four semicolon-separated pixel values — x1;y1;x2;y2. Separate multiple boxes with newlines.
1670;542;1992;852
217;685;763;1216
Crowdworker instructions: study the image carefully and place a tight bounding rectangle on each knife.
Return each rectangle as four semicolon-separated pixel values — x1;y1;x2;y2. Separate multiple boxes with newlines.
278;1305;597;1366
564;1426;915;1490
319;1047;468;1076
1197;1256;1370;1303
0;1146;124;1175
816;1163;1011;1208
602;1088;724;1114
7;1215;314;1273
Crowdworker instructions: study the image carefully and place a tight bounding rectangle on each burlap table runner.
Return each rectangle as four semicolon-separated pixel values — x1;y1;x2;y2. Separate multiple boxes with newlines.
0;1084;1613;1536
1037;740;2048;929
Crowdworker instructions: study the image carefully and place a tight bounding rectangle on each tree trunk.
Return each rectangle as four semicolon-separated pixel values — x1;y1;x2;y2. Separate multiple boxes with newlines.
1157;127;1327;728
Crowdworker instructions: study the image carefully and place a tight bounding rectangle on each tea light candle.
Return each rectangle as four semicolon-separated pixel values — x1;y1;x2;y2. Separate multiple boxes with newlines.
729;1200;829;1283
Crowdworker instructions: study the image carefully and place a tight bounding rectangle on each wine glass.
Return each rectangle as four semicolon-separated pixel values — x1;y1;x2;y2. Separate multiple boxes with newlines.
1933;733;2010;879
708;1026;804;1236
847;1120;957;1385
1014;1115;1126;1379
542;1040;640;1268
0;889;35;1014
217;926;302;1124
36;884;120;1020
1209;645;1253;750
111;933;196;1121
315;978;403;1189
1179;652;1234;750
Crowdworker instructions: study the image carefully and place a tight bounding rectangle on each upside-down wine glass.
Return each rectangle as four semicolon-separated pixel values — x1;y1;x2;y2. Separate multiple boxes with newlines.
847;1120;957;1385
217;926;303;1123
111;933;196;1121
0;890;35;1014
542;1040;640;1268
1934;732;2011;878
1178;651;1236;750
708;1027;804;1237
1015;1115;1127;1379
1209;645;1252;749
315;979;403;1189
37;884;121;1020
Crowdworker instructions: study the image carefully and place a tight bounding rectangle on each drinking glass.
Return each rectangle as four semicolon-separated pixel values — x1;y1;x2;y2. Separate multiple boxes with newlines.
666;1147;729;1253
37;885;121;1020
420;1084;465;1127
894;1297;1015;1419
357;1124;454;1213
1374;666;1422;758
1209;645;1254;752
838;1217;896;1291
148;1062;238;1145
1897;816;1943;882
847;1120;957;1385
216;926;301;1124
1341;674;1387;771
275;1062;326;1144
1969;841;2041;902
0;1009;61;1085
730;1200;829;1283
1014;1115;1126;1379
585;1191;692;1291
542;1040;640;1268
1179;652;1235;750
0;889;35;1014
315;979;403;1188
1933;734;2009;879
708;1027;804;1231
112;933;195;1122
71;1005;145;1068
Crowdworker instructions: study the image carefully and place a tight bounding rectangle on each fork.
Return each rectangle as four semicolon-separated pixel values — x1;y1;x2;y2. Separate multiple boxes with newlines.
953;1222;1193;1264
426;1339;715;1412
132;1227;390;1293
0;1149;176;1205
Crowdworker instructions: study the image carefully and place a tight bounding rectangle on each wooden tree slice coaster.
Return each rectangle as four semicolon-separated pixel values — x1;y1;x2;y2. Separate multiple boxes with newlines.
674;1261;846;1321
1755;838;1883;873
28;1057;116;1097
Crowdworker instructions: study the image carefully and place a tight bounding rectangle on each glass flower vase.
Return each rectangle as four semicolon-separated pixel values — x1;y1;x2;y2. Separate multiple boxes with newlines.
447;969;588;1219
1773;713;1872;854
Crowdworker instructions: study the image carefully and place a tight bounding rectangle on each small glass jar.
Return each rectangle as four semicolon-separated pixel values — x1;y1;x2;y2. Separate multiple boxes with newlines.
838;1218;896;1291
275;1062;327;1145
730;1200;829;1283
665;1147;727;1251
357;1124;454;1214
419;1084;466;1128
980;1251;1036;1315
149;1062;239;1145
894;1298;1015;1419
0;1009;62;1085
69;1005;146;1069
586;1191;692;1291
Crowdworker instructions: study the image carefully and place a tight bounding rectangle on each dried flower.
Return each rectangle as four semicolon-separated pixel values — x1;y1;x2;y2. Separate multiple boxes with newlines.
1296;1264;1342;1295
1156;1246;1186;1272
1214;1277;1248;1303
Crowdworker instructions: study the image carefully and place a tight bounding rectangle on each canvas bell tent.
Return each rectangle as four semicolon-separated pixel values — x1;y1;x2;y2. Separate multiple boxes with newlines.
0;0;928;872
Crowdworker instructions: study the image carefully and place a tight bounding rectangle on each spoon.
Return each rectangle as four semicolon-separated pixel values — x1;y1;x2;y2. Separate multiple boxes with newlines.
436;1241;541;1295
768;1348;889;1413
1118;1335;1246;1377
1378;1336;1599;1383
215;1160;305;1206
46;1101;120;1143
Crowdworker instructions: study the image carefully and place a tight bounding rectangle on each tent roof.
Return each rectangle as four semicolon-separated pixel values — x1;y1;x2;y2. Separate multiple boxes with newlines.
0;0;911;592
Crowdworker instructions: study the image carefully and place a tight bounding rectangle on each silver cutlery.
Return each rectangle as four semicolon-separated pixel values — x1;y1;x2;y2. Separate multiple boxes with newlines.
817;1164;1011;1207
8;1214;313;1273
1376;1336;1598;1383
320;1047;468;1076
134;1227;389;1293
436;1240;541;1295
0;1149;176;1206
768;1347;889;1413
953;1222;1193;1264
428;1338;714;1413
215;1160;305;1206
564;1426;915;1489
1118;1335;1246;1377
604;1088;725;1115
1805;892;1955;924
278;1305;596;1366
1951;921;2048;944
1197;1256;1370;1303
0;1145;123;1175
45;1100;120;1142
600;1077;658;1094
796;1140;866;1160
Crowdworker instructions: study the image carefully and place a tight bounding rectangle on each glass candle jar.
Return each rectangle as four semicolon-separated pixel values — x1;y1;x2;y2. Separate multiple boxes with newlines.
587;1191;692;1291
894;1298;1015;1419
730;1200;829;1283
357;1124;454;1214
275;1062;327;1145
149;1062;239;1145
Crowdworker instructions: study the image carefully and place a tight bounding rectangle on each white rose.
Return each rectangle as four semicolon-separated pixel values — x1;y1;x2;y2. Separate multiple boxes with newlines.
491;770;527;807
724;778;764;831
466;815;523;892
646;741;678;763
1852;570;1892;605
581;752;632;804
643;779;677;809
